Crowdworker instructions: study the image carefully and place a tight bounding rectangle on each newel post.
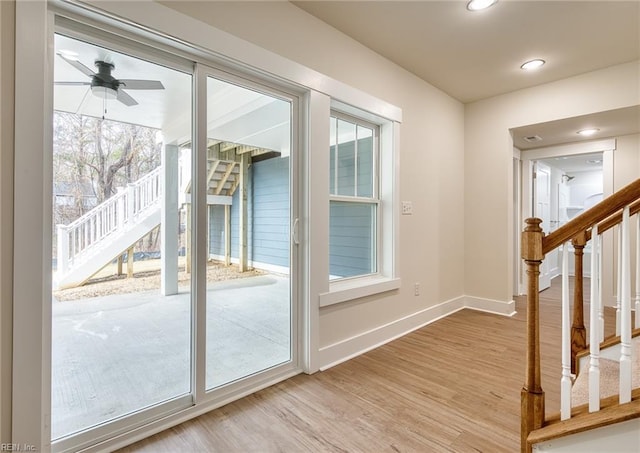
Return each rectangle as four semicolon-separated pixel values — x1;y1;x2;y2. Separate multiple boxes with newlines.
521;218;545;453
570;232;587;374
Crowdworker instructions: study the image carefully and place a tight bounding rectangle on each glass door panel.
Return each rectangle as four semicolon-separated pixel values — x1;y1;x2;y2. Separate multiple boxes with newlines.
51;33;193;439
204;76;292;390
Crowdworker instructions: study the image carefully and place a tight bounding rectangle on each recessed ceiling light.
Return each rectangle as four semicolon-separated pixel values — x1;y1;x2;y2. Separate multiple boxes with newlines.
521;59;545;70
586;159;602;164
467;0;497;11
577;128;600;136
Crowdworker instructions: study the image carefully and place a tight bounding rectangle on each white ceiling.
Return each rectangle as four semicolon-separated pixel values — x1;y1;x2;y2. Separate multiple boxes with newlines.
539;152;603;173
293;0;640;150
293;1;640;104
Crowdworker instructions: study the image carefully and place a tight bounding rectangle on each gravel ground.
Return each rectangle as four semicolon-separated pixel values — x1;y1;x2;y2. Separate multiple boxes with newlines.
53;260;264;301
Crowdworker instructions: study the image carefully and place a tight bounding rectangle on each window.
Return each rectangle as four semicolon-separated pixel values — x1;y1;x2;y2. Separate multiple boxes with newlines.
329;113;379;279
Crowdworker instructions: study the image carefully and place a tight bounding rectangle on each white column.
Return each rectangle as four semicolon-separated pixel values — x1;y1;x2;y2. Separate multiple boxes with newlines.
620;206;632;404
561;242;572;420
588;224;600;412
161;144;179;296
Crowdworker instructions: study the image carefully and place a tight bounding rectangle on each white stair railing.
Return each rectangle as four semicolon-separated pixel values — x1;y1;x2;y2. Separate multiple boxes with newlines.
57;167;161;275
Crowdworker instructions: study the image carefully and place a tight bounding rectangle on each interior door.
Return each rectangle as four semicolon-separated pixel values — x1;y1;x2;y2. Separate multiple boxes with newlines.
534;161;552;291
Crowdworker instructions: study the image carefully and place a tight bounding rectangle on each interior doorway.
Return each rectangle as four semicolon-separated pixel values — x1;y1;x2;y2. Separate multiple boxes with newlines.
534;152;604;283
517;142;614;296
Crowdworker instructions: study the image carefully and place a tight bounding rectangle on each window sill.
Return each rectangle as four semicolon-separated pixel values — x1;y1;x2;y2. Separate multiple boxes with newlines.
319;276;401;307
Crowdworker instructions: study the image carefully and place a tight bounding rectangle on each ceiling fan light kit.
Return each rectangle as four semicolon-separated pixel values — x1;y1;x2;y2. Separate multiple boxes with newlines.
55;53;165;107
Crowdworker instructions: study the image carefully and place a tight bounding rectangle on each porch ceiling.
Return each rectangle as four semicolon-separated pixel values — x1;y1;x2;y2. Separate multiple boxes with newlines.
53;34;291;153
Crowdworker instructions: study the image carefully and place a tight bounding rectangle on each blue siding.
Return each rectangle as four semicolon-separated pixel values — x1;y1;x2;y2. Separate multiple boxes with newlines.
209;156;289;270
208;136;375;278
329;201;375;278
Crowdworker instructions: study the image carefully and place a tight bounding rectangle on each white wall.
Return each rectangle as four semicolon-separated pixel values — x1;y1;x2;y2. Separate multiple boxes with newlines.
159;1;466;350
465;61;640;303
0;0;14;443
567;170;603;209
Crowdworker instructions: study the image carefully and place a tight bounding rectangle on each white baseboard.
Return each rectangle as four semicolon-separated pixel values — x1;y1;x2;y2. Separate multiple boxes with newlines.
318;295;516;371
464;296;517;317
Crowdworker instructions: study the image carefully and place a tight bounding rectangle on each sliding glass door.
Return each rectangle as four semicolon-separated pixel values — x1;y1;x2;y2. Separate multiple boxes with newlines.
47;20;298;452
203;74;293;390
52;31;195;445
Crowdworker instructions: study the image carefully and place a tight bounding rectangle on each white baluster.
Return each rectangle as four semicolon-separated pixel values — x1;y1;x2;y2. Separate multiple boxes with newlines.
597;233;604;343
118;187;126;229
636;214;640;330
620;206;632;404
127;183;136;223
561;242;572;420
589;224;600;412
616;227;622;336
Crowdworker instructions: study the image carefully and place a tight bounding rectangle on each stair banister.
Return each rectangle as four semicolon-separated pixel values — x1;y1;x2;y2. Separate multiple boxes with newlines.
521;217;545;452
571;232;587;374
522;178;640;452
542;179;640;254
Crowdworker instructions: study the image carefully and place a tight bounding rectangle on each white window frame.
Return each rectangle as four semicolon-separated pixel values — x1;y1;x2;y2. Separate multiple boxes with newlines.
329;111;380;279
319;102;400;307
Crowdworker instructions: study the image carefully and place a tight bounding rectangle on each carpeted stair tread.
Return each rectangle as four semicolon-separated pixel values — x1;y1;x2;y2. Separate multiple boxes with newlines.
571;337;640;407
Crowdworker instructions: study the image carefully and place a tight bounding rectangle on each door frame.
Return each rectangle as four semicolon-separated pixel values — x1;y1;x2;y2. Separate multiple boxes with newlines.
517;139;616;295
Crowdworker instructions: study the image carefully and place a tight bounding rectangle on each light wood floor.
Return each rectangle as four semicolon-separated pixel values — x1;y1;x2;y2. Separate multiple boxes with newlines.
119;277;613;453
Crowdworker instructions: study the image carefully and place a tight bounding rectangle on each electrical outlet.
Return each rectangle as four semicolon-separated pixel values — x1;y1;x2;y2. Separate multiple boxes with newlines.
414;283;420;296
402;201;413;215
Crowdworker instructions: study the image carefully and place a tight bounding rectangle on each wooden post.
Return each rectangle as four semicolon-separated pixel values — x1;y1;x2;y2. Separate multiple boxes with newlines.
571;232;587;374
127;245;134;279
521;217;545;453
225;204;231;266
117;255;123;276
238;152;248;272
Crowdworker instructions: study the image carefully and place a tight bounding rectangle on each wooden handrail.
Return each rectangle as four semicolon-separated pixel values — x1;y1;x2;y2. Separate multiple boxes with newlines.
543;179;640;254
522;178;640;452
585;198;640;242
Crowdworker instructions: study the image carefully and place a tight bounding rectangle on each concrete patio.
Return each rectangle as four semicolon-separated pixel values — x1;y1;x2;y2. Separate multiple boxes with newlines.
52;274;290;440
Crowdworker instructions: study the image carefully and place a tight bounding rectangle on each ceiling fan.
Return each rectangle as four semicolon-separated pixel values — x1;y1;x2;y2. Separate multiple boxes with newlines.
55;53;165;106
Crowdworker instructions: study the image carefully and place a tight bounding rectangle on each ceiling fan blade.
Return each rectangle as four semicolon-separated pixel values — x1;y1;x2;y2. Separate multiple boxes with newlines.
57;53;96;78
116;89;138;106
55;81;91;86
118;79;165;90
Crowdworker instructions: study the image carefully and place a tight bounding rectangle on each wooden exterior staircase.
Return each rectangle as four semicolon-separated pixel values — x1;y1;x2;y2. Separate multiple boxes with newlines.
179;139;279;272
521;179;640;452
